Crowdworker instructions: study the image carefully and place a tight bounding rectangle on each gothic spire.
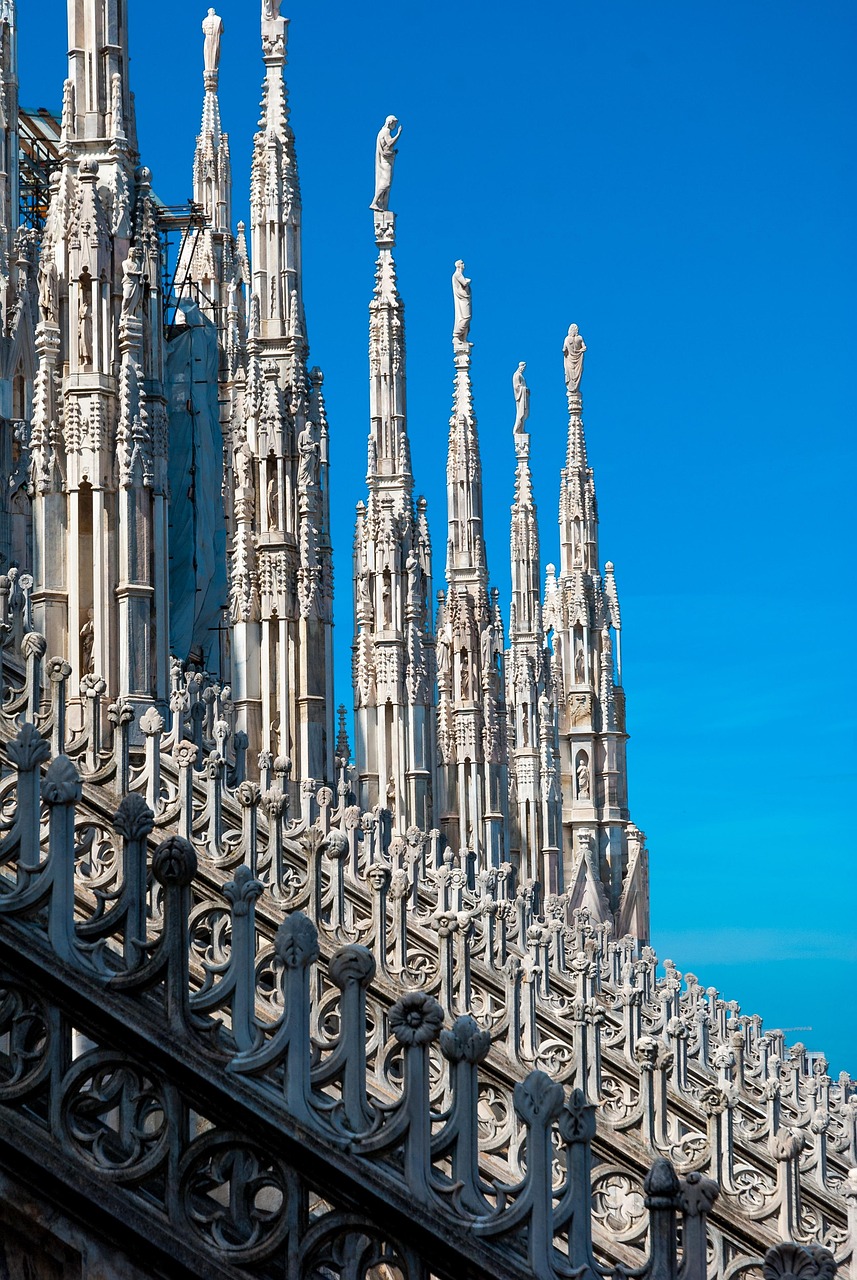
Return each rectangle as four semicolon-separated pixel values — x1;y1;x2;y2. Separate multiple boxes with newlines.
438;265;508;864
544;325;647;938
227;0;334;788
250;0;303;340
506;364;561;887
175;9;238;321
509;363;540;642
197;9;231;233
353;121;435;831
66;0;136;159
446;262;487;586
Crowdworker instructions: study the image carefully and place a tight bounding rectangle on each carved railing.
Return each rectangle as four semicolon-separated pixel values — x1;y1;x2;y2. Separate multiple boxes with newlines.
0;616;852;1279
0;739;728;1279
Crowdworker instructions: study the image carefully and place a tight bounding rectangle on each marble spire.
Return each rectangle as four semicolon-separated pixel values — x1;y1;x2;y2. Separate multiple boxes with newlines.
227;0;334;789
0;0;30;575
543;327;649;937
353;119;435;832
506;366;562;888
174;7;245;323
437;267;508;864
26;0;169;722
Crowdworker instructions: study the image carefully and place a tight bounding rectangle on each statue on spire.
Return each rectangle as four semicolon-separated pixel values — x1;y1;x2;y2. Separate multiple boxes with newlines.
513;361;529;433
563;323;587;393
370;116;402;212
452;260;472;348
202;9;224;78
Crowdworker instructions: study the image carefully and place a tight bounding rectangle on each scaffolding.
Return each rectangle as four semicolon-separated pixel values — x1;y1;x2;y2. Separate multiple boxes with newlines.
19;107;61;234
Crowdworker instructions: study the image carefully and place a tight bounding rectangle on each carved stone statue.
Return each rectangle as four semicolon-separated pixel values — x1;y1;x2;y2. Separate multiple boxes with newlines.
121;248;144;319
513;361;529;433
382;574;392;627
563;323;586;392
460;654;469;700
297;425;319;490
437;629;451;682
452;261;472;346
405;550;420;608
262;0;280;20
80;609;95;674
234;439;253;491
358;572;373;623
575;647;585;684
370;116;402;213
78;292;92;367
267;474;278;527
577;757;591;800
37;248;58;324
480;623;495;677
202;8;224;75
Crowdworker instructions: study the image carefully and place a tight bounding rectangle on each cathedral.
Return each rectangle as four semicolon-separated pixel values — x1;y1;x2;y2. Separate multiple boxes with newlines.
0;2;851;1278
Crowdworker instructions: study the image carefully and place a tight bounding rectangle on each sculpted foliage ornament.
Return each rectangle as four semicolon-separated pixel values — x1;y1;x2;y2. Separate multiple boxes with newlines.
275;911;320;968
152;836;198;887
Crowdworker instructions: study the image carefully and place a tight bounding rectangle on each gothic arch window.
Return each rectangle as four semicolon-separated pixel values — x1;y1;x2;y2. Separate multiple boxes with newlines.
12;372;26;420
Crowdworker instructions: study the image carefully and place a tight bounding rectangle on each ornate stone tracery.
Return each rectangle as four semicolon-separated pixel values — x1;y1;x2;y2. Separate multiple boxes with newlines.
0;2;850;1276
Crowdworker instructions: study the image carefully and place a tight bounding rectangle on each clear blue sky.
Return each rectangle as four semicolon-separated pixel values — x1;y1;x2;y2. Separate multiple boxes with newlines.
19;2;856;1071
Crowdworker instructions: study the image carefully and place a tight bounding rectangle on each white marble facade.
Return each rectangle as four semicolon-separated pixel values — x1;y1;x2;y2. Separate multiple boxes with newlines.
1;0;647;943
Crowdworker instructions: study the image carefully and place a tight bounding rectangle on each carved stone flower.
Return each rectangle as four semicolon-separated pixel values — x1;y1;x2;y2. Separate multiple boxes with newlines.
388;992;444;1047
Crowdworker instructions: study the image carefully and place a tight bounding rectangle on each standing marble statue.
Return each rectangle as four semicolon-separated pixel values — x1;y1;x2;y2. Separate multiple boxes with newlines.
563;323;586;392
38;247;58;324
80;610;95;675
405;550;421;609
202;8;224;75
121;248;144;319
297;425;319;490
267;475;278;528
78;294;92;367
513;362;529;433
480;623;495;677
452;261;472;346
370;116;402;212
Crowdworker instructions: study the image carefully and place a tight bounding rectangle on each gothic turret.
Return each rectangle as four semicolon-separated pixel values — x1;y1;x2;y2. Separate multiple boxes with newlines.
174;9;246;334
352;124;435;830
437;265;508;864
543;326;649;937
29;0;169;720
506;364;562;888
0;0;33;572
228;0;334;787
